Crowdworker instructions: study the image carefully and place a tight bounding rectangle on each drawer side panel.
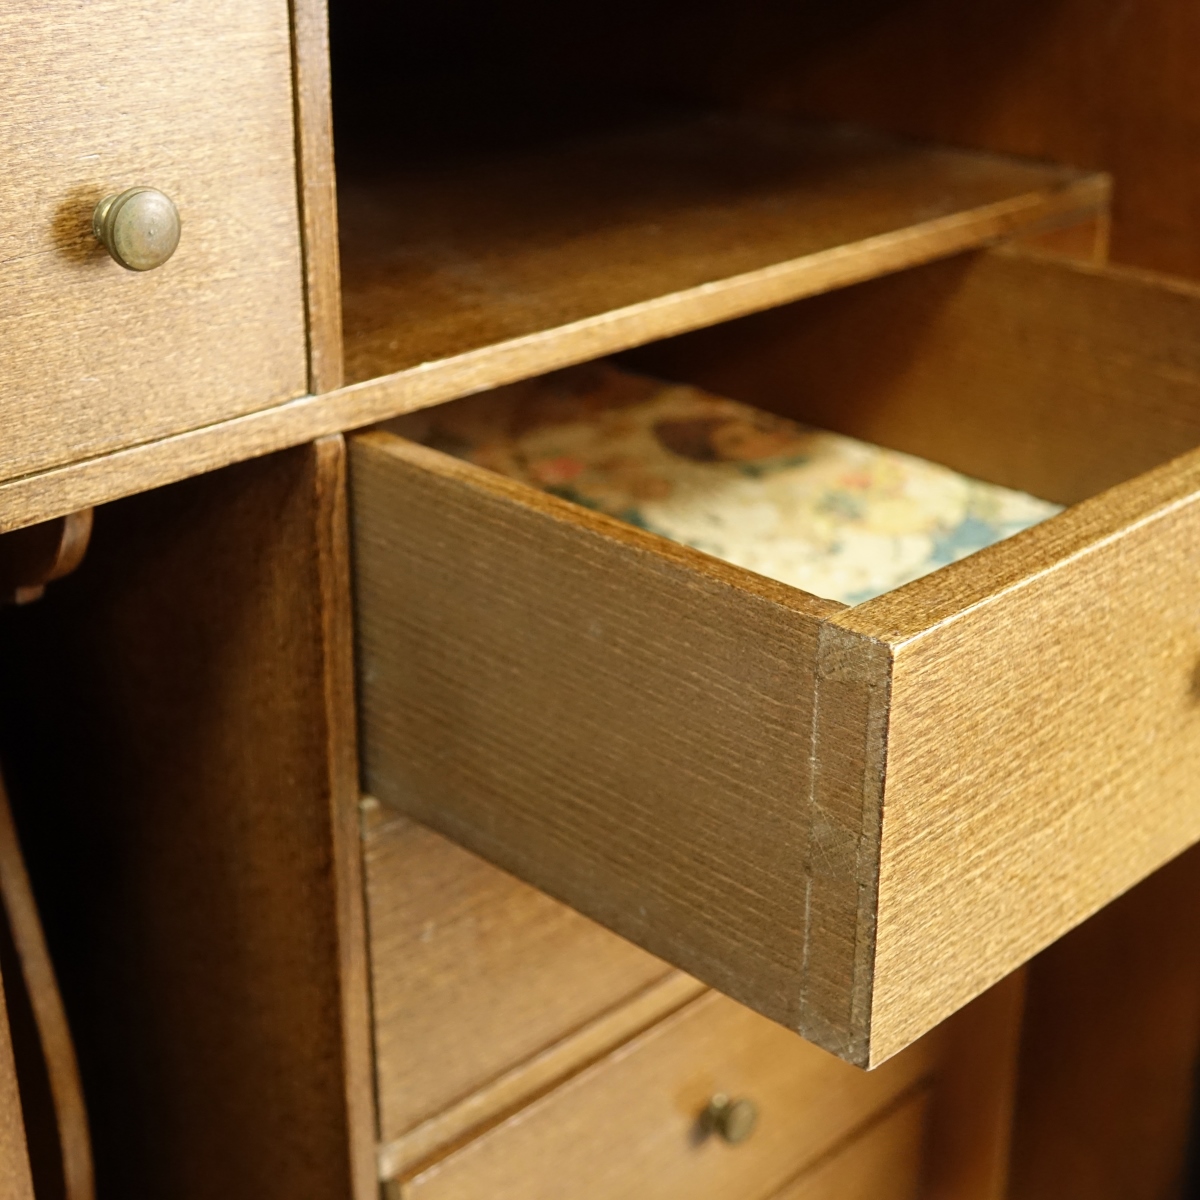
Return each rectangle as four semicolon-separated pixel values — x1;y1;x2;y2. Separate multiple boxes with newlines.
352;434;835;1039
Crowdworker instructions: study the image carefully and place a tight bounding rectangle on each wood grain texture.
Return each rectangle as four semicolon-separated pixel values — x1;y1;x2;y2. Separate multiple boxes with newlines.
352;262;1200;1063
339;115;1106;384
351;431;843;1045
629;246;1200;508
363;803;676;1150
379;969;705;1179
1009;845;1200;1200
0;0;307;483
0;984;33;1200
834;441;1200;1063
0;770;92;1200
399;992;939;1200
766;1091;928;1200
0;439;374;1200
290;0;344;393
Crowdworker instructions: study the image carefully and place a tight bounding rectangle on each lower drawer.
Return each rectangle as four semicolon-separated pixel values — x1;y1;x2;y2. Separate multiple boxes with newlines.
396;991;938;1200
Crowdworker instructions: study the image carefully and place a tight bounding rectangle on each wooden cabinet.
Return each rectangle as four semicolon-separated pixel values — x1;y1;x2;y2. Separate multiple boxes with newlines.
2;1;1200;1199
364;795;1022;1197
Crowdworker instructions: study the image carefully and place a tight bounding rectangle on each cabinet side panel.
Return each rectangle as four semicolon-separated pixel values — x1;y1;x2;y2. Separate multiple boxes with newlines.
628;249;1200;509
0;441;371;1200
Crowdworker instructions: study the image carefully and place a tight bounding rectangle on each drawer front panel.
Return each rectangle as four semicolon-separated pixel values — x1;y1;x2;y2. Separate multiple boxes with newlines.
365;807;673;1142
401;992;937;1200
0;0;307;481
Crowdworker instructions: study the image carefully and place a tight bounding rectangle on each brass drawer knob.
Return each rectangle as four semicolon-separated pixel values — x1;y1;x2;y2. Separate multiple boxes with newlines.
703;1093;759;1144
92;187;181;271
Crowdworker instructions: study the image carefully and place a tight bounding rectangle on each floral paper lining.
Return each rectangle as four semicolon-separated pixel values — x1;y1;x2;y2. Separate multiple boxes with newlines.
391;364;1062;606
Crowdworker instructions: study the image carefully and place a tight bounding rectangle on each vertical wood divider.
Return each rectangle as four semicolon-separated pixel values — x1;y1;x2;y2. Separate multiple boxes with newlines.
290;0;344;394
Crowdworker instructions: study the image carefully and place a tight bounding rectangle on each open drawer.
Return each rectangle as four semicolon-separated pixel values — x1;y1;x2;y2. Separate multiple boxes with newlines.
350;245;1200;1067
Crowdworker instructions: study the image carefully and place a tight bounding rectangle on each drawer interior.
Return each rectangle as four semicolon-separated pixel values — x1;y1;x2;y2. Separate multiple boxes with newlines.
384;354;1061;609
628;245;1200;507
353;240;1200;1067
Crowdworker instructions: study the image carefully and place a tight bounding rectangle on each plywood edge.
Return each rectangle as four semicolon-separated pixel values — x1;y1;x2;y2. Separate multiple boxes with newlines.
311;436;378;1200
289;0;344;392
352;430;843;623
805;620;893;1066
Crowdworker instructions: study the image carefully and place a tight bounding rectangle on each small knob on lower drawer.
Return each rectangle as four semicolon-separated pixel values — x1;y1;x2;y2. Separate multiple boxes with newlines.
703;1093;759;1144
92;187;181;271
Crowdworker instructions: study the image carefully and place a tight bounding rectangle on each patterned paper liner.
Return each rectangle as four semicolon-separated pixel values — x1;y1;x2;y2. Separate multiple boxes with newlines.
390;363;1062;606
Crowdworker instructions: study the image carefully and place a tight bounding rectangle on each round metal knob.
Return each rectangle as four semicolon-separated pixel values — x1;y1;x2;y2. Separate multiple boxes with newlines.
703;1094;759;1144
92;187;181;271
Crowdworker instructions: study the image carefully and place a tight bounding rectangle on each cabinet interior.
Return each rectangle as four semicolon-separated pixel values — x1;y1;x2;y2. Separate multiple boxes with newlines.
328;0;1106;395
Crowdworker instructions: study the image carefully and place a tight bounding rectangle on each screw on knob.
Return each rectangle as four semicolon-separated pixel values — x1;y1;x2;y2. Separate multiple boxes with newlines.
702;1093;759;1144
92;187;181;271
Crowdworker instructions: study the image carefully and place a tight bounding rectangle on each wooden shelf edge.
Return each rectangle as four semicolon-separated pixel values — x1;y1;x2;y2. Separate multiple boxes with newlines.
0;175;1106;534
289;0;344;394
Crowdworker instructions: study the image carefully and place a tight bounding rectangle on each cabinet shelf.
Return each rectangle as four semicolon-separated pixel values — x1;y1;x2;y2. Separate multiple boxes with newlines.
339;113;1107;389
